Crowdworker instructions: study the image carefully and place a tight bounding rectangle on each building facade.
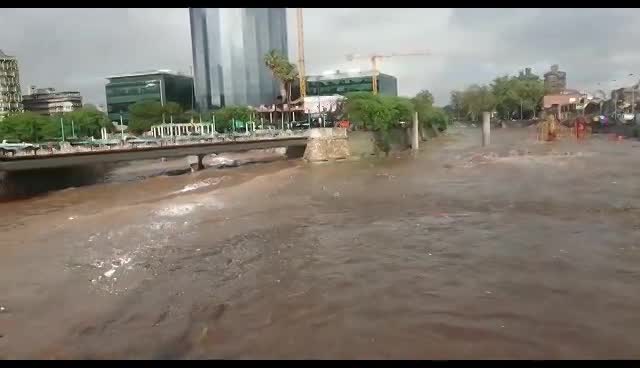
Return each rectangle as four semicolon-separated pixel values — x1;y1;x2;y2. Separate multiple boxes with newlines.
609;87;640;114
22;87;83;116
105;70;194;123
0;50;23;120
306;70;398;97
189;8;288;110
544;64;567;94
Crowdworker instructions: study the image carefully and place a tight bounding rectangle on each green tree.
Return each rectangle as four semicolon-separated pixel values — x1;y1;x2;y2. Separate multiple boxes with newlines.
491;75;520;119
264;49;298;104
214;106;253;132
0;112;58;142
344;92;415;153
62;107;112;138
461;84;496;121
491;69;544;120
128;100;164;134
163;102;184;122
448;90;464;120
412;89;434;107
422;106;449;131
411;89;448;132
344;92;415;131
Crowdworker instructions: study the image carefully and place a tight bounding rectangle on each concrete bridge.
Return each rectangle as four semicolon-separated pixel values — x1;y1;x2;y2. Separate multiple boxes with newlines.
0;137;308;172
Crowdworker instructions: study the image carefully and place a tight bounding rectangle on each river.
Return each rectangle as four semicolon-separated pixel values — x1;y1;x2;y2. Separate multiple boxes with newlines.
1;126;640;358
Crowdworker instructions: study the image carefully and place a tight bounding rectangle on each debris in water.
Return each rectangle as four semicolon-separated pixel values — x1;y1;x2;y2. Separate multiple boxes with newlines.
104;269;116;278
333;192;341;198
68;216;75;220
0;306;6;312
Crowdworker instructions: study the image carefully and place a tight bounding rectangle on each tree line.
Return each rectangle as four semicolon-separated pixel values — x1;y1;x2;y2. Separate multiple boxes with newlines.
446;68;545;122
0;105;113;143
0;48;452;142
126;100;256;134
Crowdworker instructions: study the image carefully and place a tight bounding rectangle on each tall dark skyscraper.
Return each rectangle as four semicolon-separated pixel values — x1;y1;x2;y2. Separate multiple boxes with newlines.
189;8;288;110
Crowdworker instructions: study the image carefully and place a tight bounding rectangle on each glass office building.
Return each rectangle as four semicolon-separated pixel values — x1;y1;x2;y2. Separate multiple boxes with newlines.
105;70;194;123
189;8;288;110
306;71;398;97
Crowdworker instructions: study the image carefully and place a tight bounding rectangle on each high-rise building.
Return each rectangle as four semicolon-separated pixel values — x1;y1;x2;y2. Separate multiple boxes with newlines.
0;49;23;120
105;70;194;123
189;8;288;110
22;87;83;116
544;64;567;93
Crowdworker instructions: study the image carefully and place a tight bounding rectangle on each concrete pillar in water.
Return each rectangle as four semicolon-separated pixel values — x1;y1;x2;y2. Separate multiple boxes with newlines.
188;154;205;172
482;111;491;146
412;111;420;150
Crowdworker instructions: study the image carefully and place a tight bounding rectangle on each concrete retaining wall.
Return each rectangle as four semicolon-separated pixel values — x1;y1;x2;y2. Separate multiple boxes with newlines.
348;131;379;158
348;128;412;157
303;128;350;162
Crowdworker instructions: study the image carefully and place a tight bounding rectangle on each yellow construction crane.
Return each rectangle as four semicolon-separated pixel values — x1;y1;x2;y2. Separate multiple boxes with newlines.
346;51;431;94
296;8;306;99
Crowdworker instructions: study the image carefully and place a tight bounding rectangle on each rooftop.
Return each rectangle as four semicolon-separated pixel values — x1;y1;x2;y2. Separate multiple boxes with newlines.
0;49;16;59
306;70;393;82
106;69;189;80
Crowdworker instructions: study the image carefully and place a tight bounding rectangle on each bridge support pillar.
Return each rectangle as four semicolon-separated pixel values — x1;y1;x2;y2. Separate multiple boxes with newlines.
188;154;205;172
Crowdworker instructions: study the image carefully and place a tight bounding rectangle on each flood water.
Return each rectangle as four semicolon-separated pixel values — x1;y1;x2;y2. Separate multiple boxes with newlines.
2;126;640;359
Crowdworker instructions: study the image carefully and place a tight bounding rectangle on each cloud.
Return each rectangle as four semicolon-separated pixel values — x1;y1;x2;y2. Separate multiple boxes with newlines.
2;8;640;107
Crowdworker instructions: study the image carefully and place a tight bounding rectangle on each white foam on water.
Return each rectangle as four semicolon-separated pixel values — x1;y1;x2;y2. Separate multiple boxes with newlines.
173;177;223;194
155;203;199;217
201;196;225;210
103;269;116;278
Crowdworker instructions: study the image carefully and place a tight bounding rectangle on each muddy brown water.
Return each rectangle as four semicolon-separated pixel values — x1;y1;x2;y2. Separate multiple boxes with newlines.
1;127;640;359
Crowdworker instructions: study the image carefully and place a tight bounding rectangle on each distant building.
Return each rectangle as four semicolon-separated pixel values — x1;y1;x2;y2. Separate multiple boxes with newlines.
190;8;288;109
543;89;585;120
0;49;23;120
105;70;194;123
611;87;639;112
22;87;83;116
543;64;567;93
306;70;398;97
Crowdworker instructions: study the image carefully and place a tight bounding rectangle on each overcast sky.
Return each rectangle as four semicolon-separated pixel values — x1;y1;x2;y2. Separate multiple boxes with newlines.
2;8;640;106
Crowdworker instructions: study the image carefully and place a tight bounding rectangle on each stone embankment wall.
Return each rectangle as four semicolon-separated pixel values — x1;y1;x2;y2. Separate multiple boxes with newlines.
303;128;350;162
304;126;425;162
348;128;413;158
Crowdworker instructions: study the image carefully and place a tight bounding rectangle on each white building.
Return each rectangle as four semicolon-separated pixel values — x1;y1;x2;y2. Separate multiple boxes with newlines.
22;87;83;116
0;49;23;120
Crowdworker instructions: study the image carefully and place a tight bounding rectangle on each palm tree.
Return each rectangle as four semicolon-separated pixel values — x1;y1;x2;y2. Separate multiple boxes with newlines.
264;50;298;104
